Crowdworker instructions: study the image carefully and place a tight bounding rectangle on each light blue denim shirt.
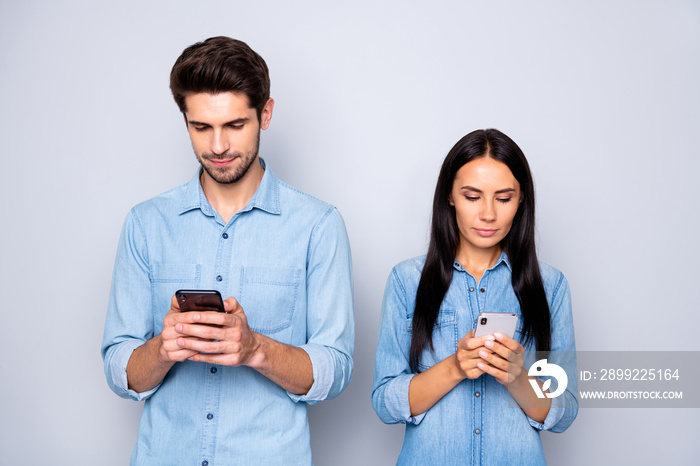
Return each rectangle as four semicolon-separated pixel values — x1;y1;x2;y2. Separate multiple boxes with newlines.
102;159;354;466
372;252;577;465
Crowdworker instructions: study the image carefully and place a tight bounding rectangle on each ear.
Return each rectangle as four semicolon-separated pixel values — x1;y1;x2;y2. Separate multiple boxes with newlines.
448;193;454;206
183;114;188;128
260;98;275;130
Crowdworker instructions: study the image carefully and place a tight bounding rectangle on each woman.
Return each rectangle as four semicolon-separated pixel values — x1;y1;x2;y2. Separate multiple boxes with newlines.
372;129;577;465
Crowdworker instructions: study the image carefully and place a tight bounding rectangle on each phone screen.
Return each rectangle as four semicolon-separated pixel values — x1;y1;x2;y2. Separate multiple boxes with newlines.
175;290;225;312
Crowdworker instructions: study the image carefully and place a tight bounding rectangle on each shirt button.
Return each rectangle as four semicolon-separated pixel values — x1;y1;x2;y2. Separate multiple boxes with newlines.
216;275;223;282
202;461;208;466
480;288;486;293
207;413;214;420
210;367;217;374
475;392;481;397
222;232;229;239
475;429;481;435
469;287;475;292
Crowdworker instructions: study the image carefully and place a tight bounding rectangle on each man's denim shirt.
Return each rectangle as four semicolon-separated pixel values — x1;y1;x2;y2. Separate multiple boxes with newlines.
102;159;354;465
372;253;577;465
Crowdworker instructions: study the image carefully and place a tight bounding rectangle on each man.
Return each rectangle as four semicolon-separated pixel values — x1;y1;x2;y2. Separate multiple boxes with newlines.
102;36;354;465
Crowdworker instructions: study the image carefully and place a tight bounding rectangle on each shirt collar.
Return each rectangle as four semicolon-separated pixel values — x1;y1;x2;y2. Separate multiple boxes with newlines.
178;157;281;216
453;250;512;273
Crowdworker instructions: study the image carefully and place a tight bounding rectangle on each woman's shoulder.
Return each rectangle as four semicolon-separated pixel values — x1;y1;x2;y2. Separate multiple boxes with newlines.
537;260;568;291
385;255;427;295
385;255;426;309
391;254;427;278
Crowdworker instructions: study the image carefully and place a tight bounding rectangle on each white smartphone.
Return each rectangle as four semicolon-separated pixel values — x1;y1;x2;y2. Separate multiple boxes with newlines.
473;312;518;339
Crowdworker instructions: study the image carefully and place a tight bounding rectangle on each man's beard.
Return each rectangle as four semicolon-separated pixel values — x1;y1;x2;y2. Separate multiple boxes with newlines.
196;129;260;184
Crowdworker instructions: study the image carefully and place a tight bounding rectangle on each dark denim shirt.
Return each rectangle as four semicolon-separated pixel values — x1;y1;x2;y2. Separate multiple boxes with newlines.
372;252;577;465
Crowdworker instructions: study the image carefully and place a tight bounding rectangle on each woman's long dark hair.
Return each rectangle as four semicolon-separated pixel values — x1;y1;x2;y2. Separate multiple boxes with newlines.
409;129;551;373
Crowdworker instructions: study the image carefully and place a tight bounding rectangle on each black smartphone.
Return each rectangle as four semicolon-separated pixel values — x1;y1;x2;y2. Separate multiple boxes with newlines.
175;290;226;313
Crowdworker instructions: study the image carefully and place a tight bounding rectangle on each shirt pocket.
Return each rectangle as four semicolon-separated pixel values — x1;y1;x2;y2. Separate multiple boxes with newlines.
151;263;201;331
407;309;458;372
239;266;301;335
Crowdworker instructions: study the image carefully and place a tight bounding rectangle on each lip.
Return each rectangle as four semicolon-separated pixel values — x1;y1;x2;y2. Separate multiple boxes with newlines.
208;157;236;167
474;228;498;237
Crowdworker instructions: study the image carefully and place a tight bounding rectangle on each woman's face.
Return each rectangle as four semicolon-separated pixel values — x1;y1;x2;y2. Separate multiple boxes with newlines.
449;156;521;257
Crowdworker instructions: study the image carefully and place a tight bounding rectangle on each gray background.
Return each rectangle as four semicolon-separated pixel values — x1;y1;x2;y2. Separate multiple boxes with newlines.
1;0;698;464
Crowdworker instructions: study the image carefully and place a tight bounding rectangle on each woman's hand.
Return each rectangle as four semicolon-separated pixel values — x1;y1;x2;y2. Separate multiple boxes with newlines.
408;329;496;416
475;332;553;422
475;332;525;385
455;329;498;380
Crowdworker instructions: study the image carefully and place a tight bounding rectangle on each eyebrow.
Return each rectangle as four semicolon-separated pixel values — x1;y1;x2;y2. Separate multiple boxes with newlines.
187;117;250;126
460;186;517;194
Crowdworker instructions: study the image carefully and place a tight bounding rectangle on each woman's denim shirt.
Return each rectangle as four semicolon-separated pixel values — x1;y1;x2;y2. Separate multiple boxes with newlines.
372;252;578;465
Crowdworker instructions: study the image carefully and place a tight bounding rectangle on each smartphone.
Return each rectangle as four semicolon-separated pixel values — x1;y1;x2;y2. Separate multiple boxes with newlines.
175;290;225;313
473;312;518;339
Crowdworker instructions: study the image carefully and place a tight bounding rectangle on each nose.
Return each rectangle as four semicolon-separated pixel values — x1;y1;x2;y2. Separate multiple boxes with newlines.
479;200;496;222
211;129;229;156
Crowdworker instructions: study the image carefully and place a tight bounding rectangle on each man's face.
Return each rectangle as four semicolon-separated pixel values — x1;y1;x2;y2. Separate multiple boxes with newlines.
184;92;272;184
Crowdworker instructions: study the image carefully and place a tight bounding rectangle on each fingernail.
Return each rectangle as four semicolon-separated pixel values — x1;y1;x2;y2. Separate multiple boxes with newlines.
194;314;201;321
177;338;184;347
477;362;485;370
479;350;488;358
175;324;182;332
484;340;493;348
494;332;503;340
485;335;495;340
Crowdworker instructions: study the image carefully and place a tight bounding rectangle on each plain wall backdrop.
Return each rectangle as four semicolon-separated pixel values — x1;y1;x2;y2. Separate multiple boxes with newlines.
1;1;699;464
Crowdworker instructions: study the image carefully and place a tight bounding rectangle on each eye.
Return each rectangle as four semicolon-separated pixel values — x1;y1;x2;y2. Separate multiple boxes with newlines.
497;198;513;204
464;196;479;202
192;125;208;132
228;123;244;130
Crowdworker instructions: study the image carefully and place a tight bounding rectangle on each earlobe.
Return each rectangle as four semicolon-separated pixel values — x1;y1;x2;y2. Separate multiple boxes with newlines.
448;194;454;206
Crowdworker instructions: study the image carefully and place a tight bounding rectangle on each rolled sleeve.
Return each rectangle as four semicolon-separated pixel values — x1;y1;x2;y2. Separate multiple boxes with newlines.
373;373;426;425
104;339;159;401
101;209;157;400
372;267;424;425
289;207;354;404
527;389;578;431
288;344;335;403
528;271;579;432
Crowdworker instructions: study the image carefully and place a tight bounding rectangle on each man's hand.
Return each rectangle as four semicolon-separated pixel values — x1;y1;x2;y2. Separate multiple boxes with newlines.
174;297;264;368
125;294;204;392
158;295;203;363
175;296;313;394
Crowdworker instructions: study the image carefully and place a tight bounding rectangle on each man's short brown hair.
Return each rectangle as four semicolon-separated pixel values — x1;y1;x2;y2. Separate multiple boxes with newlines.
170;36;270;121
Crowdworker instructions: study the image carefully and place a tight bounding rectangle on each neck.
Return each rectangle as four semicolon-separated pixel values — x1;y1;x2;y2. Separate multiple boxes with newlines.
455;244;502;283
200;157;265;224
